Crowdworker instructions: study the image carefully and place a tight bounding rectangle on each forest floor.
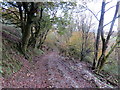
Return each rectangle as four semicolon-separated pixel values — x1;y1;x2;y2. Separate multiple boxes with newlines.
2;51;97;88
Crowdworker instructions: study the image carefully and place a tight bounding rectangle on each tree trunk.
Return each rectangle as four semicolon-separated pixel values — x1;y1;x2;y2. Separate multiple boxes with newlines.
22;15;33;53
92;0;105;70
22;24;31;53
97;41;119;72
33;8;43;48
96;1;119;72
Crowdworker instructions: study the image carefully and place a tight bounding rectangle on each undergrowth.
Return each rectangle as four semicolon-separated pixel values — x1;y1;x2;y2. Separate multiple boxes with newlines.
2;39;22;77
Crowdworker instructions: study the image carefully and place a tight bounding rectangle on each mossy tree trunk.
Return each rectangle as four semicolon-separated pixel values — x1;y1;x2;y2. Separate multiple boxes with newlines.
17;2;40;54
21;18;32;53
33;8;43;49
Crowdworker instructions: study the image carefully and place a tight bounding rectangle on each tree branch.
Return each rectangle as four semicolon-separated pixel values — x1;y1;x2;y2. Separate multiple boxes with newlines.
96;10;101;16
105;5;116;13
95;5;116;19
100;0;106;52
2;7;20;20
81;5;99;21
106;2;119;44
86;8;99;21
2;22;19;25
8;2;18;8
105;0;113;5
103;15;120;28
105;40;119;59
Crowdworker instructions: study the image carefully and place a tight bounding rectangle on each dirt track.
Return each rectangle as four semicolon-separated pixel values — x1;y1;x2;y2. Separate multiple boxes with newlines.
2;51;96;88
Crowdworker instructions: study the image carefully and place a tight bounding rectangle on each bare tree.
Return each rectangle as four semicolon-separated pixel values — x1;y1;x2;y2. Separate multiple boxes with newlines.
92;0;119;72
80;15;93;61
92;0;105;70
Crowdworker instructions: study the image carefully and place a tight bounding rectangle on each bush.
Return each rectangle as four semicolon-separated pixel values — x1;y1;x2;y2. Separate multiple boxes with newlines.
67;45;80;59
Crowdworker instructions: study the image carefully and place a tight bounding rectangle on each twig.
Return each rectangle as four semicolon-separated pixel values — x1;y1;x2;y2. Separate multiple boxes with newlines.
105;0;113;5
103;15;119;28
105;5;116;13
86;8;99;21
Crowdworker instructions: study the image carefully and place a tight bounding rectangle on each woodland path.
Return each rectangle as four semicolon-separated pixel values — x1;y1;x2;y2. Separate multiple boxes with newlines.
2;51;96;88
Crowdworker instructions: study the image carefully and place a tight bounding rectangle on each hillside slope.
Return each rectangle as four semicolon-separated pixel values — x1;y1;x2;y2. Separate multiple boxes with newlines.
1;25;116;88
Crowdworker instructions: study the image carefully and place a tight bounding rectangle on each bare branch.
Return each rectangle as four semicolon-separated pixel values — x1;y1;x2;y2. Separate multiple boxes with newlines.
105;0;113;5
86;8;99;21
96;5;116;17
80;4;99;21
96;1;115;16
103;15;120;28
96;10;101;16
105;5;116;13
106;2;119;44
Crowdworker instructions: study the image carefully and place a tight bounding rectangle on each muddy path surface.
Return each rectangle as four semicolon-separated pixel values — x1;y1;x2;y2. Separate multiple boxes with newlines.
2;51;96;88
